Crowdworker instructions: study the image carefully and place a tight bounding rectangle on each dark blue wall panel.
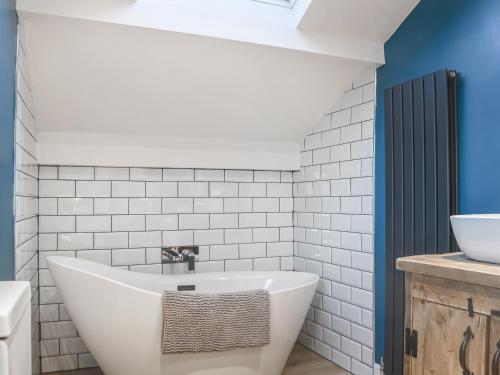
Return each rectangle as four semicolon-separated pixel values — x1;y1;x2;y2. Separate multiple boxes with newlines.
0;0;17;280
375;0;500;363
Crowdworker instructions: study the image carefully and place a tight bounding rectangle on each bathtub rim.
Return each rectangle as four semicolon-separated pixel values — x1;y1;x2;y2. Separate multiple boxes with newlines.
46;256;319;296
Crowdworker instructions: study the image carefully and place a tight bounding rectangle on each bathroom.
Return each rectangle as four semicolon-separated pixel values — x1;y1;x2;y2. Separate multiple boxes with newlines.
1;0;500;374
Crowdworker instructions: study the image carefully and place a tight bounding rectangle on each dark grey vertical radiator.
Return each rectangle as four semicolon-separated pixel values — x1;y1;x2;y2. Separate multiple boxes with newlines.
383;69;458;374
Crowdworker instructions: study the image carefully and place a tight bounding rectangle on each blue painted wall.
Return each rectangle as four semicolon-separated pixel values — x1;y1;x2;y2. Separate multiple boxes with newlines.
0;0;17;281
375;0;500;362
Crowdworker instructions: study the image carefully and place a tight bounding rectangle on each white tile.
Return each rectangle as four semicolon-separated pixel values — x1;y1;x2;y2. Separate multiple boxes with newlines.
351;288;373;310
225;170;253;182
341;232;362;251
341;336;362;361
112;181;145;197
342;88;363;109
39;166;58;179
178;182;208;197
313;147;330;165
341;197;362;214
330;144;351;162
304;166;320;181
267;213;292;227
239;183;266;197
340;123;362;143
94;198;128;215
162;230;193;246
209;182;238;197
95;167;129;180
254;171;280;182
39;180;75;197
76;181;111;198
58;198;93;215
254;257;280;271
332;109;351;128
146;215;178;231
280;198;293;212
94;232;128;249
39;198;57;215
313;181;330;196
194;198;223;213
162;198;193;214
112;215;145;232
351;252;373;272
361;120;374;139
163;169;194;181
320;163;339;180
224;198;252;213
351;139;374;159
210;244;238;260
59;166;94;180
77;250;111;265
209;213;238;229
351;215;373;234
225;228;252;244
129;198;161;214
195;169;224;181
322;129;340;147
146;182;177;197
351;177;372;196
60;337;88;355
58;233;93;250
41;321;77;339
351;102;374;124
112;248;145;265
239;243;266;258
39;216;75;233
179;214;209;229
130;168;162;181
194;229;224;245
267;183;292;197
253;198;279;213
239;213;266;228
281;171;292;183
305;133;321;150
300;151;313;167
267;242;293;257
253;228;279;242
41;355;78;373
129;231;162;248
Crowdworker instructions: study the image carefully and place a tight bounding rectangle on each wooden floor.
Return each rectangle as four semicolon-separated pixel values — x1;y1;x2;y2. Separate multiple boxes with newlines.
48;344;349;375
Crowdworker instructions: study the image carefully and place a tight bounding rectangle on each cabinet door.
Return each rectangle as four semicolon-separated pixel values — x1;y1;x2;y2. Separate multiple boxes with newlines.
490;317;500;375
410;298;488;375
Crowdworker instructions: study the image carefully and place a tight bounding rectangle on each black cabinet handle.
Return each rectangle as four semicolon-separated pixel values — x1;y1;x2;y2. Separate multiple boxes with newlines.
492;341;500;375
459;326;474;375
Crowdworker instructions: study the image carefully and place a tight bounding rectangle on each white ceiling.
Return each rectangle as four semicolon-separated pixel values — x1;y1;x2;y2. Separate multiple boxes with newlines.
17;0;419;170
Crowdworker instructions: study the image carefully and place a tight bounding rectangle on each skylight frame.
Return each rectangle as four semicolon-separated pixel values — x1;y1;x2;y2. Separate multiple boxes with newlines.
249;0;298;9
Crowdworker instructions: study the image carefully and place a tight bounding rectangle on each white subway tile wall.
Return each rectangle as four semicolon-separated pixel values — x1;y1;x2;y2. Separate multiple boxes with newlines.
294;68;375;375
15;29;41;375
39;167;294;371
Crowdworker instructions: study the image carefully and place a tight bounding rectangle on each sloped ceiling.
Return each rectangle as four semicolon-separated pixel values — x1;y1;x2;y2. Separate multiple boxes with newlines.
17;0;419;170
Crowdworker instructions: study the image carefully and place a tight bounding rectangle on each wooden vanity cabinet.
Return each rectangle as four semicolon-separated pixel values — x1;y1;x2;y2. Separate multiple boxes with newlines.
397;253;500;375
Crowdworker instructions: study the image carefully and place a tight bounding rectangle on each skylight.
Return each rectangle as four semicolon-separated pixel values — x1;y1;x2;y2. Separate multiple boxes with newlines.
249;0;298;8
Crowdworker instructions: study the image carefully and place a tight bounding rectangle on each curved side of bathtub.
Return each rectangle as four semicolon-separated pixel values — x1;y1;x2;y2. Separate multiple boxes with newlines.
47;256;319;375
161;281;318;375
47;257;163;375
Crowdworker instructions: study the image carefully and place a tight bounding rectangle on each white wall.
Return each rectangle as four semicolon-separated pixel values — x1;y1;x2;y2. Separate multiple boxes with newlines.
15;25;40;375
293;68;375;375
38;166;294;372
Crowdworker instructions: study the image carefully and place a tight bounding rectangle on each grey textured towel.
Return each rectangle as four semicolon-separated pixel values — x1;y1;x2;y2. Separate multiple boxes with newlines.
162;289;270;354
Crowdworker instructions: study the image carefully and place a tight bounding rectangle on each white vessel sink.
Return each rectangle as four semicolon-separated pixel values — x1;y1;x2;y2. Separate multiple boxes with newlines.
451;214;500;264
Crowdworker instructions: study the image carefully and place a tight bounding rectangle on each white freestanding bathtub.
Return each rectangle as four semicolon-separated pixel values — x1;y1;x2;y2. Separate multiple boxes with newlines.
47;257;318;375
